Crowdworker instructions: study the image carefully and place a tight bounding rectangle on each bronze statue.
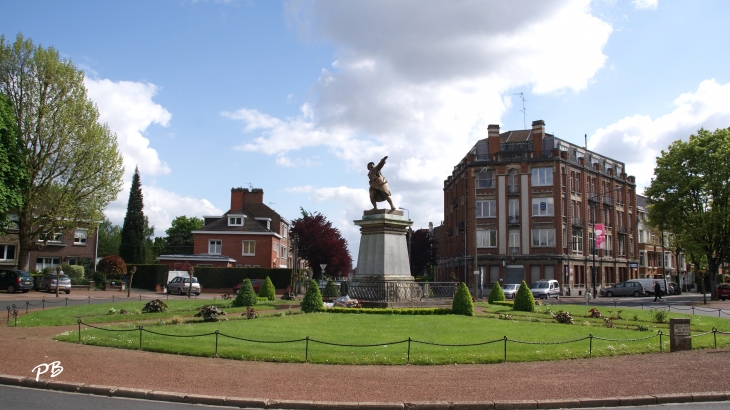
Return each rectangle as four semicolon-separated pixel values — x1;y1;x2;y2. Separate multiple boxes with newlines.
368;156;396;211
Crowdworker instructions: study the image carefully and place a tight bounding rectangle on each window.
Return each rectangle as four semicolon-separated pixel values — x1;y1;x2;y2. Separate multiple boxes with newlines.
618;236;626;256
509;199;519;217
39;232;63;242
5;214;19;230
532;229;556;247
532;197;554;216
477;230;497;248
509;231;520;253
228;216;243;226
588;232;596;255
572;230;583;253
475;200;496;218
508;169;518;187
0;244;16;260
74;229;87;245
273;243;279;256
36;257;61;271
476;168;494;188
208;240;222;254
281;245;288;259
531;167;553;186
242;240;255;256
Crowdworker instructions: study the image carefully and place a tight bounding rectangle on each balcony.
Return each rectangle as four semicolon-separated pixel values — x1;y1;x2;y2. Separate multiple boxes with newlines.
508;247;520;255
572;218;585;228
588;192;599;203
508;215;520;225
617;225;628;235
507;185;520;195
603;196;614;206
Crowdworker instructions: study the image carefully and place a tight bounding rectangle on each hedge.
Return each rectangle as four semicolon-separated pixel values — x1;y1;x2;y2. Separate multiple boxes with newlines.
126;265;169;291
192;267;292;290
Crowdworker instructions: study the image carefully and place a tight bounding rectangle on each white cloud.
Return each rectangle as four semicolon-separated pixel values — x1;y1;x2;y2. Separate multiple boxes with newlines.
632;0;658;10
588;79;730;193
275;153;322;168
85;78;172;178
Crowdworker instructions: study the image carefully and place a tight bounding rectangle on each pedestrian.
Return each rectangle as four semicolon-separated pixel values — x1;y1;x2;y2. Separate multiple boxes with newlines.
653;281;663;302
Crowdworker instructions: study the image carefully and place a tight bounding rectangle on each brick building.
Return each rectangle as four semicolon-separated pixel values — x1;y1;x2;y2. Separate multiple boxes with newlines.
436;120;639;295
158;188;291;270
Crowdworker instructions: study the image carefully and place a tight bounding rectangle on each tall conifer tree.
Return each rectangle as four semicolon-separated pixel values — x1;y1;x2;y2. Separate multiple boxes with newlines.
119;167;146;264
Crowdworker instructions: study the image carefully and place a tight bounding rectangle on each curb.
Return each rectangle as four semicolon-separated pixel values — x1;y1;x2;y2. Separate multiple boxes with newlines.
0;374;728;409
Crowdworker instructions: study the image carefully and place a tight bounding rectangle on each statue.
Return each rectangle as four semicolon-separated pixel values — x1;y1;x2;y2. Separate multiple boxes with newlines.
367;156;396;211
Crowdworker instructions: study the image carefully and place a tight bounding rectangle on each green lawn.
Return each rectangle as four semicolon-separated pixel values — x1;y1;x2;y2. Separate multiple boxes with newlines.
49;302;730;365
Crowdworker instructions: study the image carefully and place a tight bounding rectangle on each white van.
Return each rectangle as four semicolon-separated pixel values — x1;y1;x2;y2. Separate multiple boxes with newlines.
633;279;666;296
530;279;560;299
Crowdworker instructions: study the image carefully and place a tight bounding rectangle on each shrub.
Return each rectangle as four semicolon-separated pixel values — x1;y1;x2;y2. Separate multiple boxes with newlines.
651;309;668;323
97;255;127;278
587;308;603;318
637;324;649;331
195;305;227;322
107;308;117;315
243;306;259;319
552;310;573;324
487;283;505;304
258;276;276;301
62;264;84;279
513;281;535;312
92;271;107;287
452;282;474;316
301;280;324;313
232;278;258;307
142;299;168;313
323;280;340;298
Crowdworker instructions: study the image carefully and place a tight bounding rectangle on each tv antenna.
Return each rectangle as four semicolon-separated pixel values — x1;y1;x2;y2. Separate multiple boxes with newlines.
513;92;527;129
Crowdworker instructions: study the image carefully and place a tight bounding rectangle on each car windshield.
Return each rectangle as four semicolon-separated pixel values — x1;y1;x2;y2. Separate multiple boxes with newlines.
183;277;198;283
531;282;549;289
51;274;69;280
17;271;32;278
504;285;517;290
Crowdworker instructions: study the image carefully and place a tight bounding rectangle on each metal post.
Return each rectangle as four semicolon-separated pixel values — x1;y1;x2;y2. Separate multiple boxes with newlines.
139;326;143;350
589;334;593;358
407;337;411;364
305;336;309;363
26;301;29;314
78;319;81;343
503;336;507;363
215;330;219;357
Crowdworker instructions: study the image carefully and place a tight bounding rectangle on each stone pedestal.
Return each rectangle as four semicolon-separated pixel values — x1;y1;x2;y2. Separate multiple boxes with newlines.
669;318;692;352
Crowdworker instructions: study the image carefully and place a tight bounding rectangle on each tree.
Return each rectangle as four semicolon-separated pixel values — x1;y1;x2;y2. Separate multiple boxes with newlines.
258;276;276;301
291;208;352;279
0;93;27;233
301;280;324;313
513;281;535;312
0;34;124;270
452;282;474;316
487;282;505;304
164;216;204;255
97;255;127;279
97;218;122;257
232;278;258;307
410;228;438;277
119;167;146;265
646;127;730;300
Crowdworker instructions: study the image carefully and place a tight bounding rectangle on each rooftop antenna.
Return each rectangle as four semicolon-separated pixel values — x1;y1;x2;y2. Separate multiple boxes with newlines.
513;92;527;129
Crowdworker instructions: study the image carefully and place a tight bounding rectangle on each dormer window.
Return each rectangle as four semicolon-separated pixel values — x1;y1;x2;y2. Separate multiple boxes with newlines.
228;216;244;226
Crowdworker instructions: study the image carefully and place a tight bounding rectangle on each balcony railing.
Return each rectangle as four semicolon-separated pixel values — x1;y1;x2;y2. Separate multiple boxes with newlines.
572;218;585;228
588;192;599;202
603;196;614;206
508;215;520;225
508;247;520;255
617;225;628;234
507;185;520;195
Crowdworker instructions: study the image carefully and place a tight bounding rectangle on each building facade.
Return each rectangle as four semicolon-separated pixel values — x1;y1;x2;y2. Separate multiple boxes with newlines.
436;120;639;295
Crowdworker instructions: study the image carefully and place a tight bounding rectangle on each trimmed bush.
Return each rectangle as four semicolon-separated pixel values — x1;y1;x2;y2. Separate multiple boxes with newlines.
258;276;276;301
487;283;505;304
97;255;127;278
452;282;474;316
513;281;535;312
301;280;324;313
62;264;84;279
323;280;340;298
195;305;226;322
232;278;258;307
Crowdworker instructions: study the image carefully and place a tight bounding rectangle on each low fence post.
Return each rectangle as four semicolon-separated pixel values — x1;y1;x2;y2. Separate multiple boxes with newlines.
5;306;9;324
42;299;45;310
139;326;143;350
407;337;411;364
658;330;663;352
503;336;507;363
26;301;29;314
88;296;90;304
589;334;593;358
305;336;309;363
78;319;82;343
215;330;219;357
112;295;115;303
13;308;18;326
713;328;717;348
65;297;68;307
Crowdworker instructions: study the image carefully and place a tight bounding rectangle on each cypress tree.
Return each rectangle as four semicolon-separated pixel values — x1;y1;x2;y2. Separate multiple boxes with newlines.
452;282;474;316
487;282;506;304
119;167;146;264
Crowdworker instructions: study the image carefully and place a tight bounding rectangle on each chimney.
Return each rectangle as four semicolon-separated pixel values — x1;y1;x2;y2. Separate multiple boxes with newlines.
532;120;545;154
230;187;265;212
487;124;500;155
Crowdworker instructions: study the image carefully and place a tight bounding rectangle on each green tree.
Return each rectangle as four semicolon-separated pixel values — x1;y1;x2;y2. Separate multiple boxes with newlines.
645;127;730;300
232;278;258;307
301;280;324;313
513;281;535;312
0;34;124;270
323;280;340;298
452;282;474;316
0;93;27;233
258;276;276;301
119;167;146;264
487;282;505;304
164;215;204;255
97;218;122;257
97;255;127;279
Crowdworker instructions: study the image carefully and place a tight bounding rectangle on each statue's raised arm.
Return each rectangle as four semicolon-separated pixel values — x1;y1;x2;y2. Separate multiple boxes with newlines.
367;156;395;211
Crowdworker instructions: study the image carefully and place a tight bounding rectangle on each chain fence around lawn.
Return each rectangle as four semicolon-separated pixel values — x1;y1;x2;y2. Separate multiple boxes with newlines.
67;319;730;364
547;298;730;318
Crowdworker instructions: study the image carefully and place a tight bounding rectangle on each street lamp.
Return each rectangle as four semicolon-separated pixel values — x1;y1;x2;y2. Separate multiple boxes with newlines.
590;186;621;298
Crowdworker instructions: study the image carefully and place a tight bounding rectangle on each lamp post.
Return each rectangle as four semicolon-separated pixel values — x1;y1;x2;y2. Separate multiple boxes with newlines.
590;186;621;298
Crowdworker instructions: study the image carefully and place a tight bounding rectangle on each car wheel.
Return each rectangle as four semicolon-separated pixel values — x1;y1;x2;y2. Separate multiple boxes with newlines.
7;285;16;293
45;285;51;293
65;290;70;294
605;291;614;297
633;291;641;297
722;297;726;301
178;288;184;295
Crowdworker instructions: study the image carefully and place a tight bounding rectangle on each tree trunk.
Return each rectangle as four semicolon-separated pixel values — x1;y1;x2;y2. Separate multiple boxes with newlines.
707;256;718;301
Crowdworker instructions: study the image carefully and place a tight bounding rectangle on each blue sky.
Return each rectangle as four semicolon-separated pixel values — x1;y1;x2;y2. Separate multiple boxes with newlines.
2;0;729;265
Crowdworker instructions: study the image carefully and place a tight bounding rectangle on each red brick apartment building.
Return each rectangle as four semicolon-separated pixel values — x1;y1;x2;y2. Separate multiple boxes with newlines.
157;188;291;270
436;120;639;295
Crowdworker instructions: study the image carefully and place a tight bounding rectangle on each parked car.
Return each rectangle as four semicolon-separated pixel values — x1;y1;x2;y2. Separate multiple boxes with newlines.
501;283;520;299
718;283;730;301
36;273;72;294
0;269;35;293
233;279;264;295
166;276;201;296
530;279;560;299
600;280;646;297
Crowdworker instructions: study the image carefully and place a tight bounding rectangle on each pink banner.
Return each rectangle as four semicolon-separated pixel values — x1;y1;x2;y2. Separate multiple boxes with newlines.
595;224;606;250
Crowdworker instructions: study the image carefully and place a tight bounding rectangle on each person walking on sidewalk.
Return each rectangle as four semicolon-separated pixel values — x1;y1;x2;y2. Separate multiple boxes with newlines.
653;281;663;302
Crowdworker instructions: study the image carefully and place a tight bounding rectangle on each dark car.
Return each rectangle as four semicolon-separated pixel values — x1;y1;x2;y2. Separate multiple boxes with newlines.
600;280;646;297
0;269;35;293
718;283;730;301
233;279;264;295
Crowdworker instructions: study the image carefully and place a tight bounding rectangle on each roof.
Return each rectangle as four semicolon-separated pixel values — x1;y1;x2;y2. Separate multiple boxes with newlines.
157;254;237;262
636;194;647;209
194;206;283;237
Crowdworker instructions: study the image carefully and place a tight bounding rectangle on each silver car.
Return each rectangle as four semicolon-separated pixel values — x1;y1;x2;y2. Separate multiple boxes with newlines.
502;283;520;299
36;273;72;294
166;276;201;296
600;280;646;297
